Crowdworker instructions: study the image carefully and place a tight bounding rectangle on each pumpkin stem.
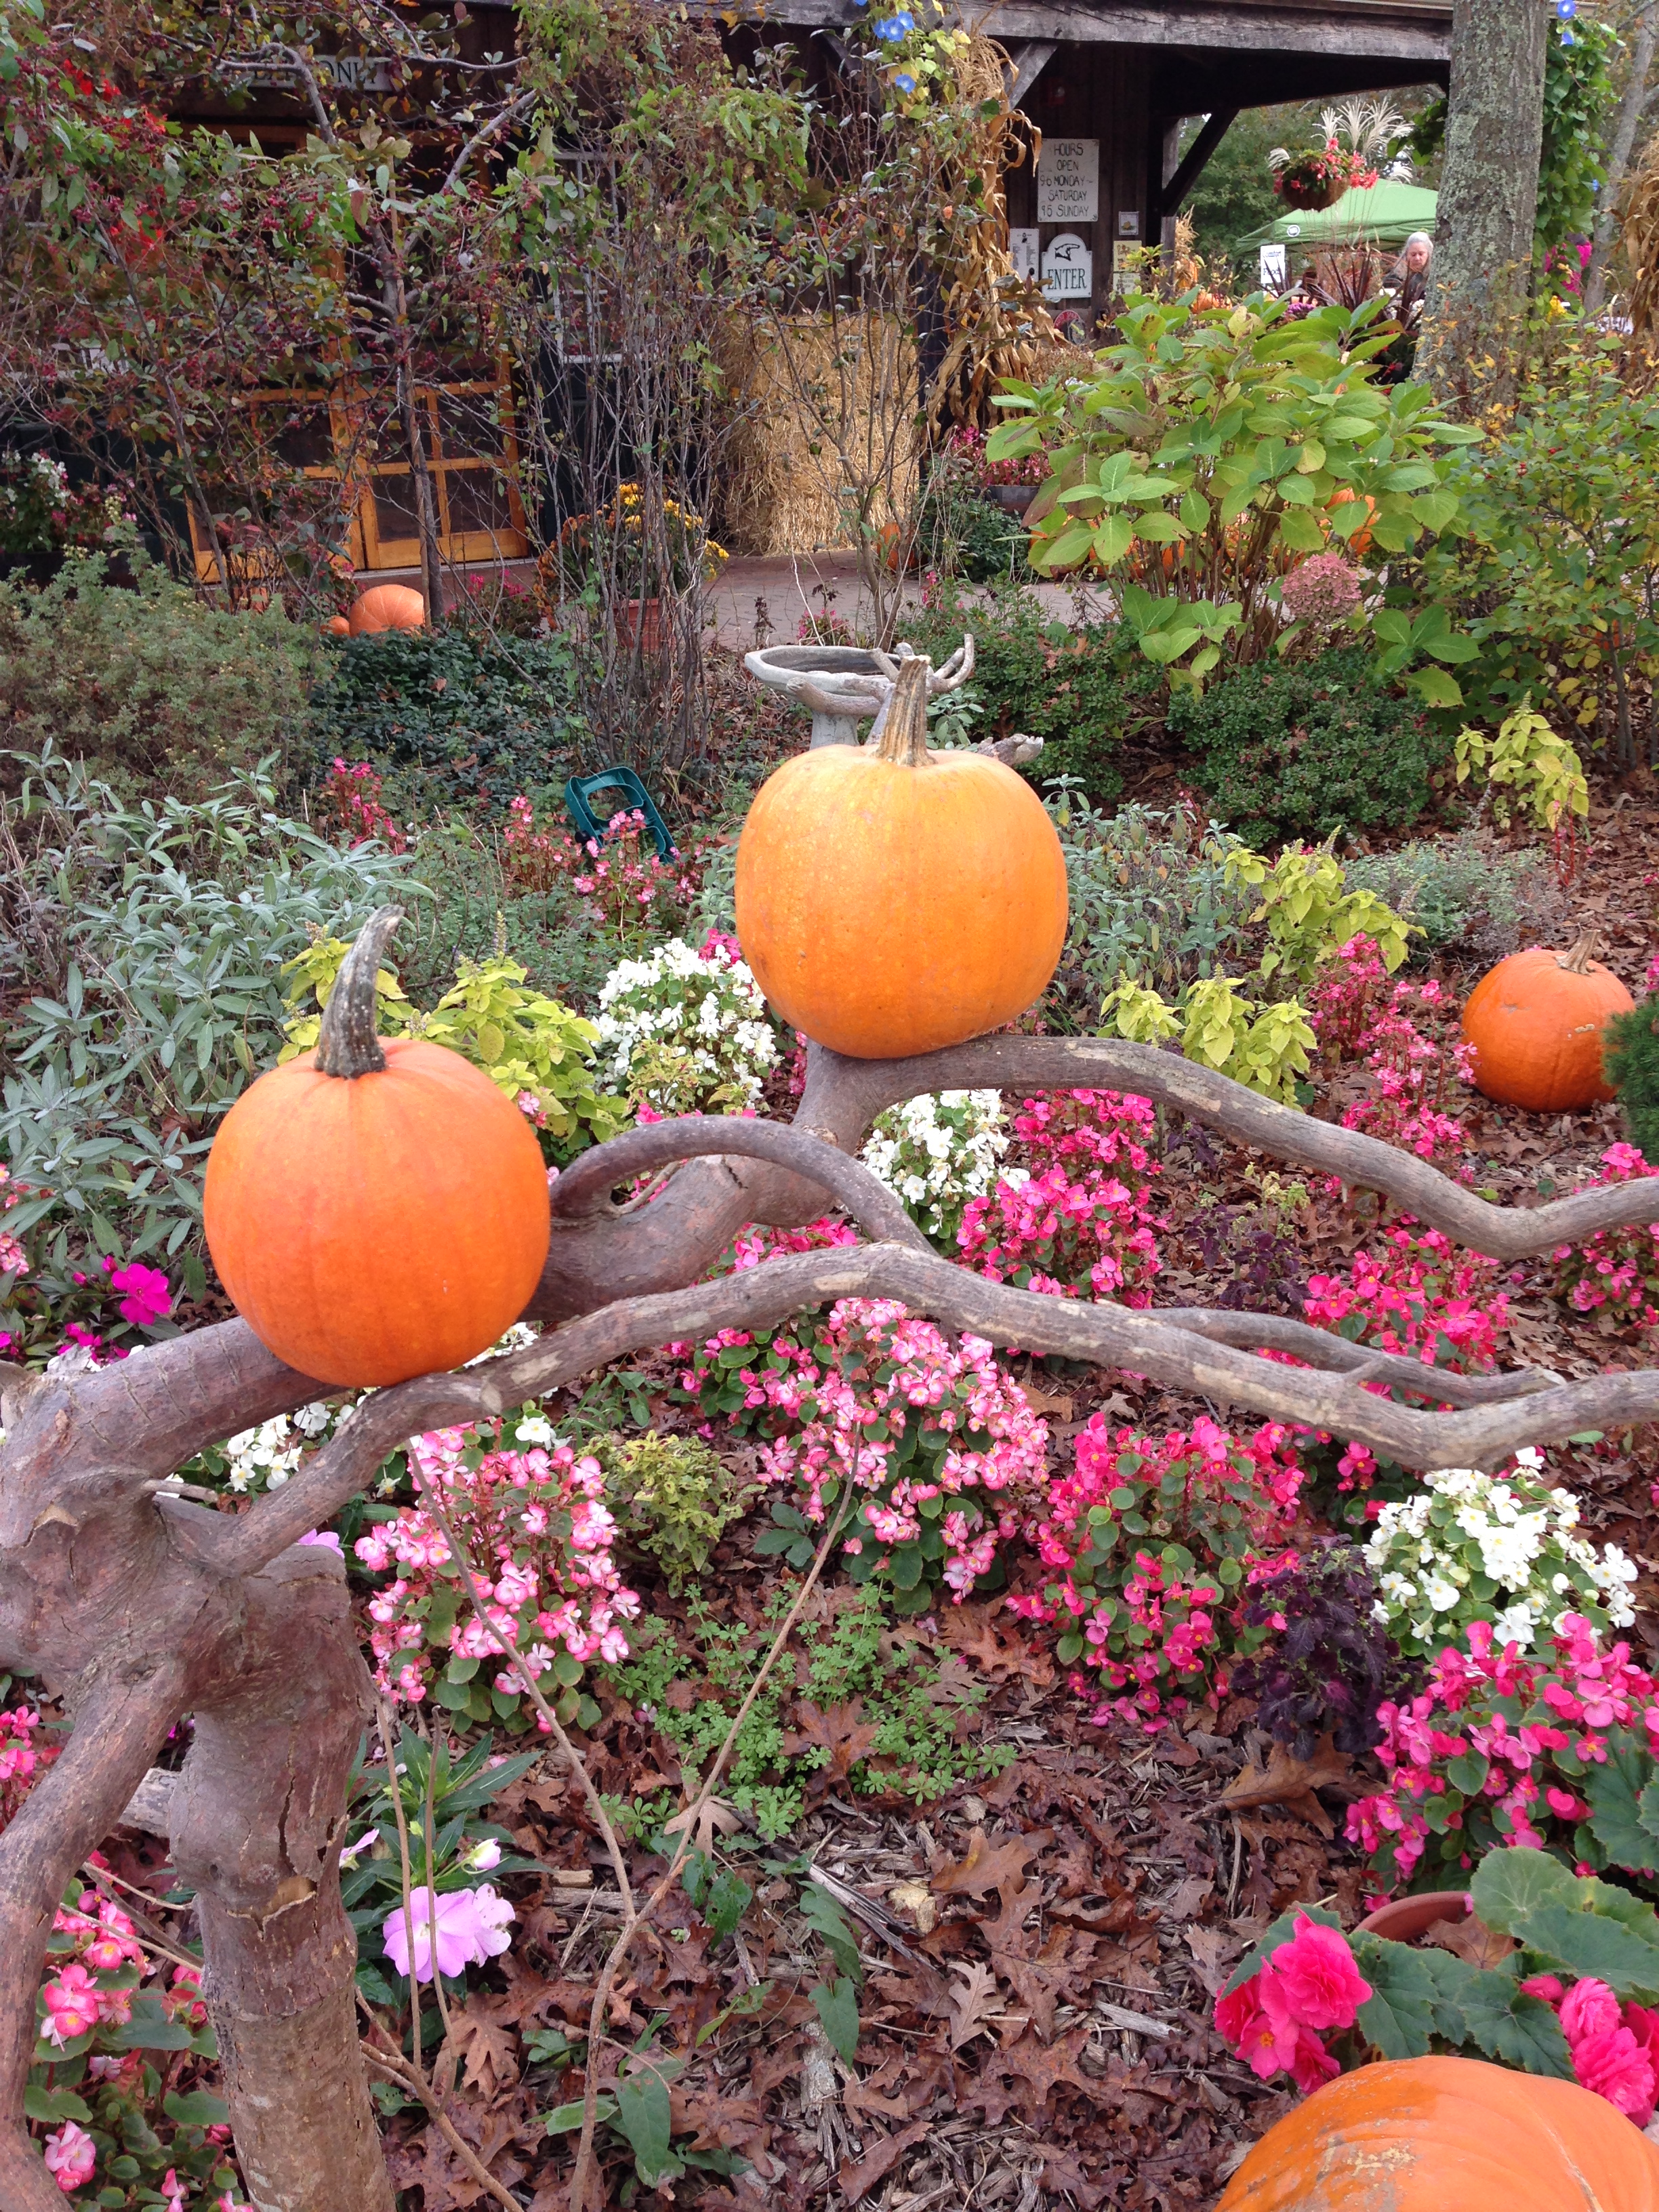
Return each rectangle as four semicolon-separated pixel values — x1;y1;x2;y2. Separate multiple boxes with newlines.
1557;931;1602;975
874;655;933;766
316;907;403;1078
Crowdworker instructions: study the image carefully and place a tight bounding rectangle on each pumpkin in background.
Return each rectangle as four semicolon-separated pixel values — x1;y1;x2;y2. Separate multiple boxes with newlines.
204;909;549;1387
735;654;1067;1059
1217;2054;1659;2212
875;520;914;574
348;584;425;636
1461;935;1634;1113
324;614;351;638
1326;487;1377;554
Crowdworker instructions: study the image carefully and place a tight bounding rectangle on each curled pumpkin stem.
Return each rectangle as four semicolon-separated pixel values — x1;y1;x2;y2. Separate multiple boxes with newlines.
874;653;933;766
316;905;404;1079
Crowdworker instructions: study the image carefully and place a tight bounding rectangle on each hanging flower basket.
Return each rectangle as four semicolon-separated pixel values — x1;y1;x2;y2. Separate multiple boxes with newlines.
1273;144;1380;213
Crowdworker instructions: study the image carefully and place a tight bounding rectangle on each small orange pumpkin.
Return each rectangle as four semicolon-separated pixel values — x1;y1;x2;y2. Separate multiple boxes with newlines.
1218;2055;1659;2212
1461;935;1635;1113
348;584;426;636
735;655;1067;1059
324;614;352;638
1326;487;1377;554
875;520;914;574
204;910;550;1387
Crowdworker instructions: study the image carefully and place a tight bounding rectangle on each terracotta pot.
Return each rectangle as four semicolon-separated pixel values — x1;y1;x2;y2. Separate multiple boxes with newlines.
1358;1890;1471;1943
615;596;663;655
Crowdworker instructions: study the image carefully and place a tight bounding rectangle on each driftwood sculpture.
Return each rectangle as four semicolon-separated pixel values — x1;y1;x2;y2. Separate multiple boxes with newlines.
3;920;1659;2211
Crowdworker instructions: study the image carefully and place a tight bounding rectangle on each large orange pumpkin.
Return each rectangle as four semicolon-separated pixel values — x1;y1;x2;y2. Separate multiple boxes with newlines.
734;655;1067;1059
1217;2055;1659;2212
1461;935;1634;1113
204;910;550;1387
348;584;426;636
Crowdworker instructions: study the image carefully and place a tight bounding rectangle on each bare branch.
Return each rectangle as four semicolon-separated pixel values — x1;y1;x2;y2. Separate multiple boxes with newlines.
548;1113;929;1252
796;1036;1659;1263
191;1242;1659;1587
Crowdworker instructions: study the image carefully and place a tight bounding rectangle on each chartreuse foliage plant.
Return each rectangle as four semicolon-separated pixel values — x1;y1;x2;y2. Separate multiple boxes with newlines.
1454;703;1590;834
1099;843;1412;1100
987;293;1479;695
281;933;626;1162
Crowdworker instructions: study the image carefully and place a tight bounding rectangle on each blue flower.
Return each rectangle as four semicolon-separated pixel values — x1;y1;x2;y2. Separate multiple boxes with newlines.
874;16;904;39
894;70;916;91
893;9;916;28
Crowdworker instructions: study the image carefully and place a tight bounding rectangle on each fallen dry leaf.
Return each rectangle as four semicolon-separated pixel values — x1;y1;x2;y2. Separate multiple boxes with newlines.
1184;1923;1240;1996
1425;1913;1516;1969
947;1959;1004;2051
930;1825;1049;1900
837;2117;931;2205
443;2003;520;2101
1216;1737;1356;1837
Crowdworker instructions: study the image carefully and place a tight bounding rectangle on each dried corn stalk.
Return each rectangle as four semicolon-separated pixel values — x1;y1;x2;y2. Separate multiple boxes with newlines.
928;31;1069;430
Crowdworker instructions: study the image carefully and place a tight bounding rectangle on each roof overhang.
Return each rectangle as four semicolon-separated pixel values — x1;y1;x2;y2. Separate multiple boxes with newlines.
710;0;1448;62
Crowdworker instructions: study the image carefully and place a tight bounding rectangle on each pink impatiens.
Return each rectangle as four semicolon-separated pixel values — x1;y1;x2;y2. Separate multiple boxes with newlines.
382;1883;516;1984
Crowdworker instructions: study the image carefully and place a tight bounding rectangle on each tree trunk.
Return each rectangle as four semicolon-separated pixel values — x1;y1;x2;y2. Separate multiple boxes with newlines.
1416;0;1550;390
1584;2;1659;316
170;1538;392;2212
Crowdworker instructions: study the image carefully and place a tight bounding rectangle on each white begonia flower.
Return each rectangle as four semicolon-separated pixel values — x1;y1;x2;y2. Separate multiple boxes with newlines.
1422;1575;1460;1612
514;1412;554;1446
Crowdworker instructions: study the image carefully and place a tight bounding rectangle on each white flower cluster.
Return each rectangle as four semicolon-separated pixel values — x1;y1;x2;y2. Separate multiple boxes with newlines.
220;1397;341;1494
1365;1448;1638;1658
594;937;777;1113
861;1090;1023;1248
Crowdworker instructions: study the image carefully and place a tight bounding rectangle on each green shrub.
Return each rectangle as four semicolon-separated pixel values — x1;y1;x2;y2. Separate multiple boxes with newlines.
989;293;1477;699
1170;647;1448;846
1046;795;1258;1017
0;754;412;1261
920;480;1030;584
306;626;587;815
590;1431;757;1593
0;547;320;804
909;583;1158;807
1418;329;1659;761
1605;994;1659;1162
1343;829;1567;964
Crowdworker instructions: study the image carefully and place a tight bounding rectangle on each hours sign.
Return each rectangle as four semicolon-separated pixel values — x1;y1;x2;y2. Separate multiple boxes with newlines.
1037;139;1099;226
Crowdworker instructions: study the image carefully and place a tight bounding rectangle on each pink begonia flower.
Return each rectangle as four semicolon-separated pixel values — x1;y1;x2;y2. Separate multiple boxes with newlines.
1288;2025;1342;2095
1259;1915;1372;2035
1214;1973;1298;2078
41;1961;102;2045
1521;1974;1565;2005
159;2168;186;2212
383;1884;515;1983
1559;1977;1622;2045
298;1530;342;1552
42;2121;97;2192
1571;2023;1656;2123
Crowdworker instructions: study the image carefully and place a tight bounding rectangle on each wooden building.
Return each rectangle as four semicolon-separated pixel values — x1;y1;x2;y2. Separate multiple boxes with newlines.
728;0;1452;333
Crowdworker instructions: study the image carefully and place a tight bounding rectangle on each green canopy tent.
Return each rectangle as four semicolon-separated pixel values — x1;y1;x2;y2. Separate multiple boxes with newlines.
1236;180;1439;258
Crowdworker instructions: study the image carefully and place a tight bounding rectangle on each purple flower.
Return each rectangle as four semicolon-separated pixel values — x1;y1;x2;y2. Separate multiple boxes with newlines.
383;1884;515;1982
298;1530;342;1551
105;1259;172;1327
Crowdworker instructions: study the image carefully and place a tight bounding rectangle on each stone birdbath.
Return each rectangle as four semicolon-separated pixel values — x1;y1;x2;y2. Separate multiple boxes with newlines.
744;634;978;749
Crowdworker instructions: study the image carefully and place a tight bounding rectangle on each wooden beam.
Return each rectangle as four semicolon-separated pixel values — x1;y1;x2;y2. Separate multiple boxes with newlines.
1155;104;1238;219
690;1;1452;65
1004;37;1059;106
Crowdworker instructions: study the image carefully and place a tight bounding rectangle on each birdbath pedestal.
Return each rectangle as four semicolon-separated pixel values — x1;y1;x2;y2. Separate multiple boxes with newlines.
743;636;978;749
